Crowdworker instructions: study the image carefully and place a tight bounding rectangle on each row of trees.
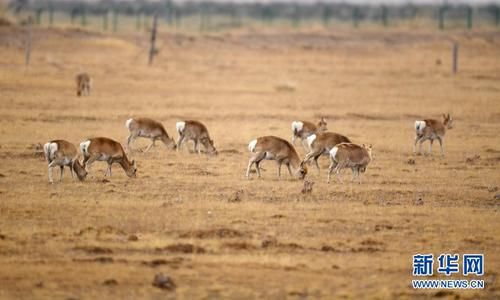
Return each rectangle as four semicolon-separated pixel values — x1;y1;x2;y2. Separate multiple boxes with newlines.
8;0;500;30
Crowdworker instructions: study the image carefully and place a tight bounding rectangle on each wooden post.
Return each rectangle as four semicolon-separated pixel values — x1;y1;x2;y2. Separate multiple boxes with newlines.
103;11;108;31
352;7;360;28
80;4;87;27
438;6;445;30
496;6;500;26
35;8;42;25
25;16;32;67
136;11;142;31
466;6;473;29
113;9;118;32
322;6;331;28
381;6;388;27
48;3;54;26
452;42;458;74
148;14;158;66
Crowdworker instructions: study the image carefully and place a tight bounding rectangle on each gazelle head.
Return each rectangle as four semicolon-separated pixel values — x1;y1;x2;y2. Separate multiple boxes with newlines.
163;136;177;150
317;117;328;132
362;144;373;160
297;161;308;180
72;159;88;181
202;137;218;155
126;160;137;178
443;113;454;129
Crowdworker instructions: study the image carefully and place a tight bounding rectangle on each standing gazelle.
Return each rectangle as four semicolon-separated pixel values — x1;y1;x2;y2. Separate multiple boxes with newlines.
328;143;372;184
291;117;328;151
76;73;91;97
125;118;176;152
80;137;137;178
43;140;87;183
246;136;307;180
414;114;454;156
303;132;351;173
176;120;217;155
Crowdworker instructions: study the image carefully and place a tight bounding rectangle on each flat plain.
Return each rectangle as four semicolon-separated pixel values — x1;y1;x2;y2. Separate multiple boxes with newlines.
0;23;499;299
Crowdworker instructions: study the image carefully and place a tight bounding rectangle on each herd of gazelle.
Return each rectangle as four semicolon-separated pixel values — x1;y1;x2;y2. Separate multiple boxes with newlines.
50;74;454;183
44;108;454;184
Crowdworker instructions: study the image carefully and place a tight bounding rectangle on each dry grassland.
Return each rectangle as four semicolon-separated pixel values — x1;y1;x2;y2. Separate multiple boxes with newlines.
0;24;499;299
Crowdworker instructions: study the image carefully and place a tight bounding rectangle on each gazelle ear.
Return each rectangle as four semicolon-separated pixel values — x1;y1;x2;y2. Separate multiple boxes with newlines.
442;113;447;119
447;113;451;119
321;117;326;122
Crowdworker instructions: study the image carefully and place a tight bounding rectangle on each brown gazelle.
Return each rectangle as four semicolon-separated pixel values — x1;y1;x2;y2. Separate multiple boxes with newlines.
76;73;91;97
176;120;217;155
80;137;136;178
246;136;307;180
414;114;454;156
291;117;328;151
328;143;372;184
43;140;87;183
303;132;351;173
125;118;176;152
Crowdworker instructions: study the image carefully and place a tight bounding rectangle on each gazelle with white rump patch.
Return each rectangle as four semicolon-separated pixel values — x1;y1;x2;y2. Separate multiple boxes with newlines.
80;137;137;178
291;117;327;151
43;140;87;183
414;114;453;156
328;143;372;184
76;73;91;97
176;120;217;155
246;136;307;180
303;132;351;173
125;117;176;152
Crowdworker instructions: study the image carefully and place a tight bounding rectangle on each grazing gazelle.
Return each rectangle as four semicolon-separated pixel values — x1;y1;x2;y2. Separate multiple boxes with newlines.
76;73;91;97
80;137;136;178
246;136;307;180
43;140;87;183
125;117;176;152
176;120;217;155
291;117;328;151
328;143;372;184
414;114;454;156
303;132;351;173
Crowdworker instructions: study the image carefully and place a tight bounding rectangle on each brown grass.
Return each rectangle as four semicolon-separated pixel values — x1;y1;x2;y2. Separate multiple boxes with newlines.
0;25;499;299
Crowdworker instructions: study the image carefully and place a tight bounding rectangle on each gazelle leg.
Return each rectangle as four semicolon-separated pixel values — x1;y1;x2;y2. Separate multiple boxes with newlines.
287;164;292;176
47;160;63;183
291;135;296;145
437;136;444;156
277;162;282;179
176;135;184;151
127;134;137;152
59;166;64;182
418;138;426;155
255;161;262;178
314;157;320;174
413;136;420;154
144;139;155;153
246;159;254;178
429;139;434;155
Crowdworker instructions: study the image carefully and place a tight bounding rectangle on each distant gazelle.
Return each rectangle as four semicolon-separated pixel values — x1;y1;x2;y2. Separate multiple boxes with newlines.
43;140;87;183
303;132;351;173
125;118;176;152
80;137;137;178
176;120;217;155
76;73;91;97
328;143;372;184
246;136;307;180
414;114;453;156
291;117;327;151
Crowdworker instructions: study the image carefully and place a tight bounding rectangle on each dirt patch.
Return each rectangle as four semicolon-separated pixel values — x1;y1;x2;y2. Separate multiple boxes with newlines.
72;246;113;255
73;257;114;263
179;228;246;239
142;257;185;268
223;242;258;250
156;243;206;254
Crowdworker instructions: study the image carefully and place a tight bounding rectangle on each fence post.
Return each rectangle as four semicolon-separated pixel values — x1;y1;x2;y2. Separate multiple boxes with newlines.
25;16;32;67
466;6;473;29
496;6;500;26
35;8;42;25
352;7;360;28
452;42;458;74
136;10;142;31
381;6;388;27
48;3;54;26
102;11;108;31
322;6;331;28
80;4;87;27
148;14;158;66
113;9;118;32
438;6;445;30
71;9;77;25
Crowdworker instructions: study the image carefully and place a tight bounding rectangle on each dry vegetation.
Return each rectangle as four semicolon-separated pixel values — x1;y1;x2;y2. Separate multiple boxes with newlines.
0;23;499;299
